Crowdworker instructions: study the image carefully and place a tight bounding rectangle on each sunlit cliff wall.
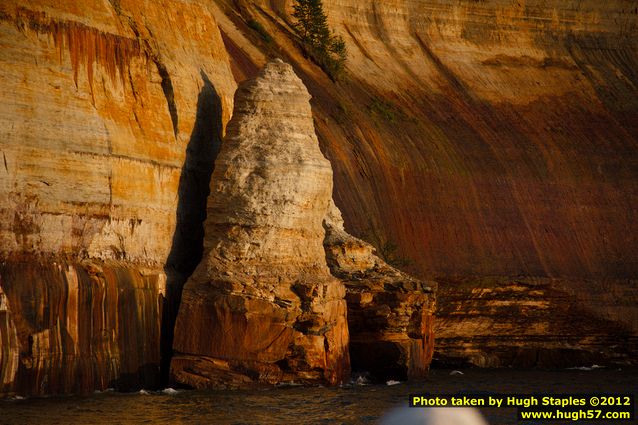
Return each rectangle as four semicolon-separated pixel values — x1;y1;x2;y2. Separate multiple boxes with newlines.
1;0;637;396
0;0;236;395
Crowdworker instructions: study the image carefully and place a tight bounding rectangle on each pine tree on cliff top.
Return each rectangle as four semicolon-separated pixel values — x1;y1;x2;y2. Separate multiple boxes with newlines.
292;0;347;80
293;0;331;46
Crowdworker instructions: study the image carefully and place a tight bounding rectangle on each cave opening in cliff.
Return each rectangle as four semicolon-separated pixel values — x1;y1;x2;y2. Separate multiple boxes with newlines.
160;71;223;386
350;341;408;383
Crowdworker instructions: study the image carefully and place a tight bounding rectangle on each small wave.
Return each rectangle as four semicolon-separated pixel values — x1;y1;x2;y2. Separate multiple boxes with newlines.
139;389;152;395
386;380;401;386
275;382;303;388
568;365;605;371
162;388;180;395
8;395;27;401
450;370;465;376
353;375;370;386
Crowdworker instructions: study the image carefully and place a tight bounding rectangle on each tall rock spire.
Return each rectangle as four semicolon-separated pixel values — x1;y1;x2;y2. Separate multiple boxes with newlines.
170;60;350;388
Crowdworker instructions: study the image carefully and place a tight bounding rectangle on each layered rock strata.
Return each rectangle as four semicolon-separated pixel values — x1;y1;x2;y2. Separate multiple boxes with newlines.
0;0;235;265
434;277;638;368
2;0;637;396
324;202;436;382
171;60;350;389
0;261;165;395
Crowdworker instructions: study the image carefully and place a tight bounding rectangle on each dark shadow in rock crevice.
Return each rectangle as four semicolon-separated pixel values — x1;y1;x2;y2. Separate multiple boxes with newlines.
155;60;180;137
160;71;223;385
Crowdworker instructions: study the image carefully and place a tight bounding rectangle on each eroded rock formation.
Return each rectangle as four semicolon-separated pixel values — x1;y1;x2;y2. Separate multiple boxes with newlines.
2;0;637;396
214;0;638;367
170;60;350;389
324;202;436;382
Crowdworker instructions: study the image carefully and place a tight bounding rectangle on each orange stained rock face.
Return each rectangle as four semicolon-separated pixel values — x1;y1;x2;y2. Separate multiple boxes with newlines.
12;7;142;90
215;0;638;280
1;0;638;395
0;0;236;263
0;261;166;395
0;0;236;396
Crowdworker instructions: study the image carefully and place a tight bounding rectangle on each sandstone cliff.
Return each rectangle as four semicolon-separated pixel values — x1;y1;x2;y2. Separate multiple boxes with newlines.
2;0;637;395
171;60;350;389
0;0;236;395
1;0;235;264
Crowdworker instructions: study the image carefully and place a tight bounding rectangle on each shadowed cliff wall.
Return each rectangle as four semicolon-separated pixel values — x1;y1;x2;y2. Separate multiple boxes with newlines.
0;261;164;395
213;0;638;366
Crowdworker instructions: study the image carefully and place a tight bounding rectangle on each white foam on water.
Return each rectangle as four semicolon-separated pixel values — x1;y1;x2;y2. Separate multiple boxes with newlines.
275;381;303;388
450;370;464;376
162;388;180;395
568;365;605;371
354;375;370;386
386;380;401;386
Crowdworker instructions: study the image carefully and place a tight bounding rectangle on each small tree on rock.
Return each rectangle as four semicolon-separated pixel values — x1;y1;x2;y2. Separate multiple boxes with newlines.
292;0;347;80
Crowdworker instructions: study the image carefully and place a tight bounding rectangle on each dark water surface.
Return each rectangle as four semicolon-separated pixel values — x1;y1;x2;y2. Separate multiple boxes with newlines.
2;368;637;424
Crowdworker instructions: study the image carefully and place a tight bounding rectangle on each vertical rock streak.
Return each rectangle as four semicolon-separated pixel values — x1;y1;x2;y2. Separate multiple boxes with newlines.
12;8;144;90
0;285;20;392
0;261;164;395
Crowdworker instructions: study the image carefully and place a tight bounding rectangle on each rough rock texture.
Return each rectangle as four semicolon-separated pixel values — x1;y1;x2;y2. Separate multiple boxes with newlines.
434;277;638;368
0;0;235;264
0;261;165;395
171;61;350;389
212;0;638;367
0;0;236;395
323;202;436;382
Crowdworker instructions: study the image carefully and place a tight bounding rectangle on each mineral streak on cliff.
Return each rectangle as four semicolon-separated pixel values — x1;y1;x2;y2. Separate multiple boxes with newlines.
0;0;236;265
0;284;19;392
0;261;165;395
8;7;144;93
212;0;638;367
171;60;350;389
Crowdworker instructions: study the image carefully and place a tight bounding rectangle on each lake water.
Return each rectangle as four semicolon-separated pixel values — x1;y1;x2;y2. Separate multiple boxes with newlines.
2;368;636;424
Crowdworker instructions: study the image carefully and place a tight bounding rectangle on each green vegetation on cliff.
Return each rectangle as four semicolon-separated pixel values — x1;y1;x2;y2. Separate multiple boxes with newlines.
292;0;346;80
